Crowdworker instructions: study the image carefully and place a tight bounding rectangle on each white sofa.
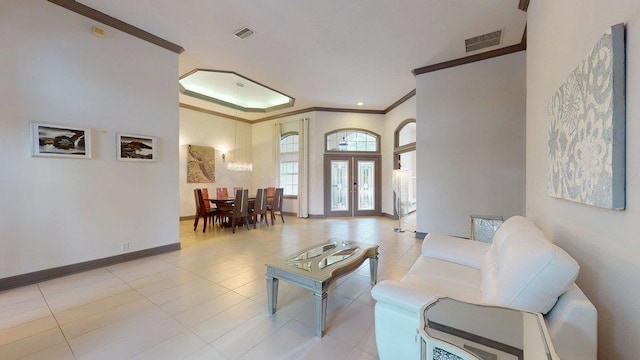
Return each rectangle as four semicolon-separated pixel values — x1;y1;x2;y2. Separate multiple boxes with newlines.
371;216;597;360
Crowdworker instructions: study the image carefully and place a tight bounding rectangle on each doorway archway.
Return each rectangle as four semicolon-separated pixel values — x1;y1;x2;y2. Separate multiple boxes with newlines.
394;119;416;220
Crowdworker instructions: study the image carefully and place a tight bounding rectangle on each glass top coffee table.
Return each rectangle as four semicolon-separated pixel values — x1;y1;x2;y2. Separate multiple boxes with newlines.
265;239;379;337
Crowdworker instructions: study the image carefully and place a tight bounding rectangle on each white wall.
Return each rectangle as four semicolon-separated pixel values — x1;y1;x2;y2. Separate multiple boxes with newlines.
0;1;179;277
179;108;252;217
527;2;640;359
384;96;417;216
416;52;526;237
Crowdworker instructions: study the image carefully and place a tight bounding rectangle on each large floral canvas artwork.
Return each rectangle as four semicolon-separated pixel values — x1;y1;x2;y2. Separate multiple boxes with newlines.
547;23;626;210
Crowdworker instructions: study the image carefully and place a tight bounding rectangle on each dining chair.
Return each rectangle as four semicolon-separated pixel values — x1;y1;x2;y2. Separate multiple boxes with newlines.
200;188;213;224
266;187;276;207
202;187;225;224
193;189;218;232
251;188;269;228
215;187;233;219
270;187;285;225
216;187;229;199
233;187;243;195
230;189;250;233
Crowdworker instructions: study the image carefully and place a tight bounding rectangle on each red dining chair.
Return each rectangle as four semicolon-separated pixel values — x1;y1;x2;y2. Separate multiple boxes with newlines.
216;187;233;217
216;187;229;199
193;189;217;232
201;188;212;222
202;188;224;224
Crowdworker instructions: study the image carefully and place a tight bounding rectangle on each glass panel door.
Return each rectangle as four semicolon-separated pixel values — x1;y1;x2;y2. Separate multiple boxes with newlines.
354;156;379;216
330;160;350;212
357;161;375;211
325;154;380;217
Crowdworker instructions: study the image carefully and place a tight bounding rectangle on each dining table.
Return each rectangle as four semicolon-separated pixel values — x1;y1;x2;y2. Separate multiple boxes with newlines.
208;197;256;228
208;197;235;206
208;197;256;207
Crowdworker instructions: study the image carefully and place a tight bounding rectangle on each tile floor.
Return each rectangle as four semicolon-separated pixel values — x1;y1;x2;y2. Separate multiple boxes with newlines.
0;215;422;359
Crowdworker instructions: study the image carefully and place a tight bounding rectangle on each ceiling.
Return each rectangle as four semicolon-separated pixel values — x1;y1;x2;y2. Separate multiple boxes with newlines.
77;0;527;121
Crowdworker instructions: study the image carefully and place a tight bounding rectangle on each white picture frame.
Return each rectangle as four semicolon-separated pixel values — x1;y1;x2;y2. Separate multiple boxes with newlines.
116;133;157;162
31;122;92;159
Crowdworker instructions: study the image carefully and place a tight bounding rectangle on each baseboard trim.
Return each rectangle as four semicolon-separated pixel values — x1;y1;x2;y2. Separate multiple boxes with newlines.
381;212;396;219
0;243;181;292
307;214;327;219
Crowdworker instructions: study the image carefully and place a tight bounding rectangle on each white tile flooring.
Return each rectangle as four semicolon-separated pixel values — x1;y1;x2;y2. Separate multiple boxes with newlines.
0;216;422;359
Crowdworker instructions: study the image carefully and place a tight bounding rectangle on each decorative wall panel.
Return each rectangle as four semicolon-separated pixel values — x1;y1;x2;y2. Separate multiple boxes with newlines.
187;145;215;183
547;23;626;210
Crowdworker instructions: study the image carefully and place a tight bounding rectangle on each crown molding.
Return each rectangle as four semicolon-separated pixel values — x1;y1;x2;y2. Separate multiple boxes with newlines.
179;103;252;123
48;0;184;54
412;42;526;76
253;106;384;123
384;89;417;114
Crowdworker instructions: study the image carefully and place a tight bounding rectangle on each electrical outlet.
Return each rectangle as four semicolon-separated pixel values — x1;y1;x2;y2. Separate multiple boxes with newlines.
120;242;129;252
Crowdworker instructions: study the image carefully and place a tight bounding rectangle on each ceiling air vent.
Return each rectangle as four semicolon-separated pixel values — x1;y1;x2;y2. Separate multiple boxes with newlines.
234;27;255;40
465;30;502;52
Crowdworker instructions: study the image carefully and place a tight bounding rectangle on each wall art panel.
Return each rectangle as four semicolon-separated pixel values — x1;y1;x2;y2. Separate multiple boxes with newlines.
187;145;215;183
547;23;626;210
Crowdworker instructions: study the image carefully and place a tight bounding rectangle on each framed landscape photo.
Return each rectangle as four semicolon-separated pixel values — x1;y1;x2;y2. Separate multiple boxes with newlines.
116;133;157;162
31;122;92;159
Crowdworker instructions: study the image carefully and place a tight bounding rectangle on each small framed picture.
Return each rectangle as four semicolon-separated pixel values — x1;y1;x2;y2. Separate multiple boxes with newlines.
116;133;157;162
31;122;92;159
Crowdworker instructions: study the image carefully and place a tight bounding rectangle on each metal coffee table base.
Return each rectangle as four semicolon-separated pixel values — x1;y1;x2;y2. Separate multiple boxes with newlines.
265;242;378;337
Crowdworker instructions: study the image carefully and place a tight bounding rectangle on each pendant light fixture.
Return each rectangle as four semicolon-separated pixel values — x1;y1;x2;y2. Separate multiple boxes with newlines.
227;82;253;172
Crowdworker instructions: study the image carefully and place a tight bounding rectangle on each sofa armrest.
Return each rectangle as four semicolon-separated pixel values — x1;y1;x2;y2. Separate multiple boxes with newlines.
371;280;438;315
545;284;597;360
422;233;490;269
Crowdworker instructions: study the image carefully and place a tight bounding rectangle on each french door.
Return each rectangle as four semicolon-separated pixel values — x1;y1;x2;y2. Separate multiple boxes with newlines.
324;154;380;217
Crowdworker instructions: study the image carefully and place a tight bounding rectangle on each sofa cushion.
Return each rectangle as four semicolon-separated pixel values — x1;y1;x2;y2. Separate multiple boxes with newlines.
481;216;579;313
422;233;490;269
408;256;482;291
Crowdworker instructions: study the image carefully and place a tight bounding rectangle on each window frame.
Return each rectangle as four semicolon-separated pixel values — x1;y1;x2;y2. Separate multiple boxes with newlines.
279;132;299;198
324;128;381;154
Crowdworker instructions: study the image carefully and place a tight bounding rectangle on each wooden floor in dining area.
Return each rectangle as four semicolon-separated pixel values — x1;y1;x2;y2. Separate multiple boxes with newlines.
0;216;422;360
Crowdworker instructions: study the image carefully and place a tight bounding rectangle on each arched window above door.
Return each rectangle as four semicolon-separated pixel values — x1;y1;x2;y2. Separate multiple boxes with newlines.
325;129;380;153
395;119;416;149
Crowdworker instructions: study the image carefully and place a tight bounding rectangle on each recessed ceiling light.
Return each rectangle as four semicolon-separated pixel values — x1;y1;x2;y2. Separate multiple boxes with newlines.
357;102;364;106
